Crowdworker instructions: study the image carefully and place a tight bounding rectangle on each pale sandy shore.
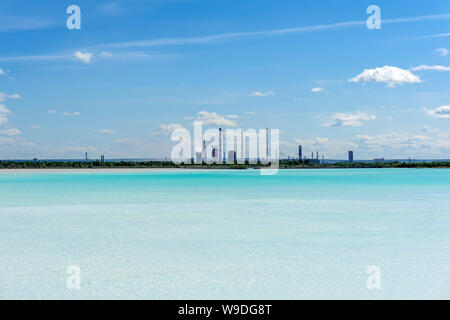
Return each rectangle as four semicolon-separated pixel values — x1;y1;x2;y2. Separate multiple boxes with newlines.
0;168;217;174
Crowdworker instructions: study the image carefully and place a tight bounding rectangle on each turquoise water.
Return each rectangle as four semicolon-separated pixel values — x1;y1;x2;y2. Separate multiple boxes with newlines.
0;169;449;299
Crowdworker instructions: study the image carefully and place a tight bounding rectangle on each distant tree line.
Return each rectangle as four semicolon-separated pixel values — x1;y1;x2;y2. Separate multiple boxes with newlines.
0;160;449;169
279;160;450;169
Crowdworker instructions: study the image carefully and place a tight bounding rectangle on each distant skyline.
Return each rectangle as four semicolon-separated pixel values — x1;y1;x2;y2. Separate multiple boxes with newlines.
1;0;450;160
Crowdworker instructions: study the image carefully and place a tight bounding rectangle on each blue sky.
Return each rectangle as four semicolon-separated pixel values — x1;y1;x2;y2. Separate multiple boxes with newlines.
1;0;450;160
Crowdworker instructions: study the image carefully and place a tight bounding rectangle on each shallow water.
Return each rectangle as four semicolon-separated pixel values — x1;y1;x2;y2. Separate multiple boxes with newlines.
0;169;449;299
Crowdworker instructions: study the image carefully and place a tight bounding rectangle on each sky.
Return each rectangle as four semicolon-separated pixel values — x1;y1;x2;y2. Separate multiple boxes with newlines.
0;0;450;160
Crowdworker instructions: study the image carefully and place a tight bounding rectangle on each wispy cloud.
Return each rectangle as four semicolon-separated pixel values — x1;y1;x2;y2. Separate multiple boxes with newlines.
312;87;325;93
0;128;22;136
354;132;434;151
154;123;186;135
251;91;275;97
62;111;80;116
0;104;11;125
0;51;172;64
98;128;117;134
383;32;450;42
94;13;450;49
8;93;21;99
411;65;450;72
0;92;21;102
435;48;449;56
114;137;139;147
0;15;54;32
0;54;67;63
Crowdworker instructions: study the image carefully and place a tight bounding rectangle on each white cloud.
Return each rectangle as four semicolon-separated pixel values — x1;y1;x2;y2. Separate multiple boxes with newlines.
0;68;4;75
48;110;56;114
290;130;450;159
245;111;255;115
411;65;450;71
251;91;275;97
349;66;421;87
0;128;22;136
98;128;117;134
74;51;93;64
195;111;238;127
312;87;325;93
62;111;80;116
158;123;186;135
0;104;11;125
0;92;20;102
425;105;450;119
321;112;376;127
435;48;449;56
354;132;434;151
226;114;239;119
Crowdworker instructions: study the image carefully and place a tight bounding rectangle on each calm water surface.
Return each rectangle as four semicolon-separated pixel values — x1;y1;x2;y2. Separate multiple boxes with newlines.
0;169;449;299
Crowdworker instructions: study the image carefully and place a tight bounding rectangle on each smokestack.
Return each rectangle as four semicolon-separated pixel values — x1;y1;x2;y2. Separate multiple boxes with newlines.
203;140;206;161
298;145;302;160
316;151;319;160
219;128;222;162
241;129;244;162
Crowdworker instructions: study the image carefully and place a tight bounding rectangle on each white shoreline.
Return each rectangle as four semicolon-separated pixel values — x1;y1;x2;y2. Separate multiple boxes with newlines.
0;168;242;174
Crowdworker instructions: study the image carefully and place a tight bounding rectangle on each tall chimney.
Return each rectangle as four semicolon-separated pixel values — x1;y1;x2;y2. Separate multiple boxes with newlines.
219;128;222;162
241;129;244;162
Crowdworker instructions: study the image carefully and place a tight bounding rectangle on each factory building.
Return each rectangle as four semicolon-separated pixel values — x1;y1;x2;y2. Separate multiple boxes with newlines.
228;151;237;164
